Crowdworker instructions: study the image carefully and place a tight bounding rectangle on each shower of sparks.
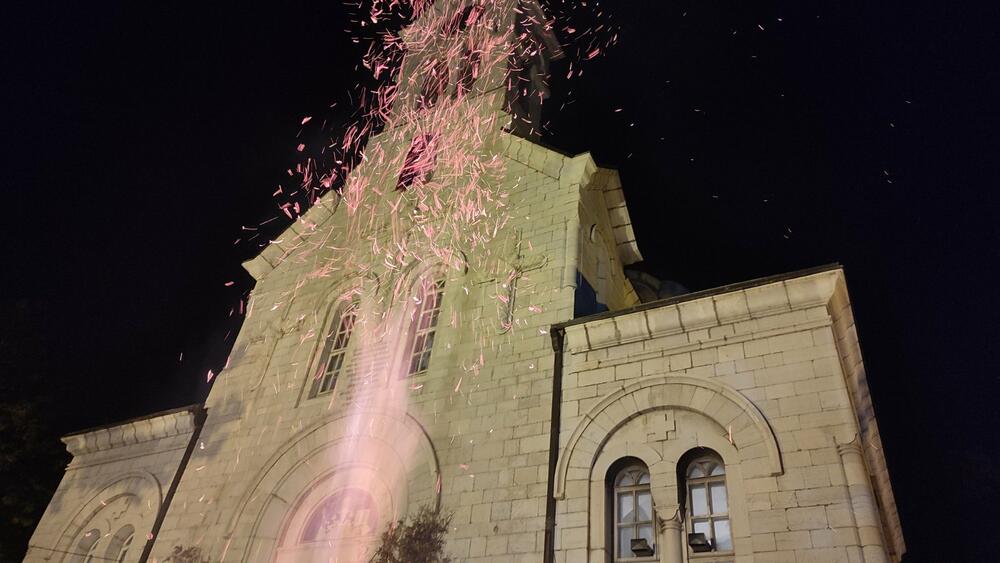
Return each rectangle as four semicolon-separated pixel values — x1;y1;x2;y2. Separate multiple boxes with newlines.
192;1;620;558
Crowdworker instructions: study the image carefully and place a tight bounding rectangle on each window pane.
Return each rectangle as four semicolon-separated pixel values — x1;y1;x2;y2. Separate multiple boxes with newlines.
327;353;344;374
638;524;655;548
116;533;134;563
714;519;733;551
636;491;652;522
690;485;709;516
618;492;635;523
638;472;650;485
619;472;635;487
710;482;729;514
417;350;432;372
412;333;427;353
688;464;706;478
710;463;725;476
618;526;635;559
419;308;434;329
693;519;711;538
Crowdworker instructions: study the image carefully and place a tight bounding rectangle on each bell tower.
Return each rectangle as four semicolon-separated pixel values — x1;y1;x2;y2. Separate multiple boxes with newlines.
387;0;565;139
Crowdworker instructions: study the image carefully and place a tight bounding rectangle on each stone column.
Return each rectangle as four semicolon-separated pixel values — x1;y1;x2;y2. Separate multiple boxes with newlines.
655;506;684;563
837;435;889;563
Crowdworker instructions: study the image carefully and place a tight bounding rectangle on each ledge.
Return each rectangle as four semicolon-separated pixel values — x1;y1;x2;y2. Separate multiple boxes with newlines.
61;404;205;457
556;264;843;353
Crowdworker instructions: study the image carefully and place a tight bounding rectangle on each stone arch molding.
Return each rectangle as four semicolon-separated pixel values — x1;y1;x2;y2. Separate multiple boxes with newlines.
225;409;441;560
555;375;782;499
50;471;162;561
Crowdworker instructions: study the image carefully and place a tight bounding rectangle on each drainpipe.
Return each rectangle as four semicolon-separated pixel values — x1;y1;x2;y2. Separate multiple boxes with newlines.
543;327;566;563
138;405;207;563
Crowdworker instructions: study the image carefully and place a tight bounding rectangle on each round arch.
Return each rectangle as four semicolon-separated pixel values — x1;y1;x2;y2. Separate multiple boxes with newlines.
51;472;161;562
555;375;782;499
224;409;440;562
293;274;369;405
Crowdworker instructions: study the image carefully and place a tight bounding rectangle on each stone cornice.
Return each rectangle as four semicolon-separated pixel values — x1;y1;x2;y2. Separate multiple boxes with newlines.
61;405;204;457
563;267;843;354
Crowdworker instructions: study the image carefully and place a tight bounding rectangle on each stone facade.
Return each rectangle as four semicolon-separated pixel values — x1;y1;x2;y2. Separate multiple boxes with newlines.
552;268;904;563
24;406;204;562
26;2;904;562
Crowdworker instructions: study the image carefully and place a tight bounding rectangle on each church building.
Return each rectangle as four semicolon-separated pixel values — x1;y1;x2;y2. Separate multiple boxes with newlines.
26;2;905;562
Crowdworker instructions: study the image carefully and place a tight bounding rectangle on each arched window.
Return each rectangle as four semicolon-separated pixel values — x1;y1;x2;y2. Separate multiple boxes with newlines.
309;299;358;398
396;134;438;191
403;277;445;377
683;454;732;553
443;3;484;36
612;465;656;560
79;529;103;563
105;525;135;563
301;488;379;544
417;58;449;110
455;48;483;99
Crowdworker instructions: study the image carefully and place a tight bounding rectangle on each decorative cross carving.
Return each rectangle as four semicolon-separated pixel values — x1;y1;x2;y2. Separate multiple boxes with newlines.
492;229;548;334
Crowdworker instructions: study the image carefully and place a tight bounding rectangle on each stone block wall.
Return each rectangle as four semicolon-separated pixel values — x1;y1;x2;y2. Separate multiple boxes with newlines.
553;268;904;563
144;134;638;563
24;406;202;563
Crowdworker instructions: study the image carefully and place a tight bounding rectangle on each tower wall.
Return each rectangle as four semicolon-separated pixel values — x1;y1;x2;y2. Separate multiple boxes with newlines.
148;135;627;563
553;268;903;563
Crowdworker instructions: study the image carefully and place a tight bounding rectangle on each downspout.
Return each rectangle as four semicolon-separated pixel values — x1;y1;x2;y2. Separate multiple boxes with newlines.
543;326;566;563
545;174;580;563
138;405;207;563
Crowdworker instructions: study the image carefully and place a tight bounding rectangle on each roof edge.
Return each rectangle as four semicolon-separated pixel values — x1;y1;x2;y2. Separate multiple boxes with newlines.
553;263;844;332
62;403;205;439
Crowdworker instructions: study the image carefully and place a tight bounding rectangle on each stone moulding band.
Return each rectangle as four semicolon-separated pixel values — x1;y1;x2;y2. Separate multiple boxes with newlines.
554;375;783;499
224;409;440;538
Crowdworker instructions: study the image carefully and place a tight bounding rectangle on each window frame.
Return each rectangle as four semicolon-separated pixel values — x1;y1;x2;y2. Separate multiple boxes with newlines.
80;529;103;563
684;455;733;556
454;48;483;99
442;3;485;36
114;532;133;563
612;464;657;562
106;525;135;563
308;297;359;399
396;134;438;191
416;58;449;111
401;277;445;378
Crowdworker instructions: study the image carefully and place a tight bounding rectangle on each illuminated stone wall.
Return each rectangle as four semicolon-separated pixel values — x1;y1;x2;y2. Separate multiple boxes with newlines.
553;268;905;563
25;0;904;560
137;129;641;562
23;406;202;562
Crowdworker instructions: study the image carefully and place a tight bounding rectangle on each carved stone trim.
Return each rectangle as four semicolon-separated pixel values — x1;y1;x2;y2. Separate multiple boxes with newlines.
61;406;202;457
554;375;783;499
565;270;843;354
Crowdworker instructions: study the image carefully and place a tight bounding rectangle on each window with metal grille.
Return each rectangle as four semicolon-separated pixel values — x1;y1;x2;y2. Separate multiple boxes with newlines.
403;278;445;377
309;300;357;398
613;464;656;560
685;455;732;553
396;134;438;191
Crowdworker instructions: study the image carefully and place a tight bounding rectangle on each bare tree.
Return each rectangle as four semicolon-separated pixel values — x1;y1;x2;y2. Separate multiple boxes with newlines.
370;506;452;563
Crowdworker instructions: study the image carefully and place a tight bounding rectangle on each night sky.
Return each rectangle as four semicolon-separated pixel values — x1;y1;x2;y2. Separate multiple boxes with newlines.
3;1;998;560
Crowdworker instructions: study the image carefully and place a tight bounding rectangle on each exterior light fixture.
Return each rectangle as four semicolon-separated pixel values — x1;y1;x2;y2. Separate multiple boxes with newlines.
630;538;655;557
688;532;713;553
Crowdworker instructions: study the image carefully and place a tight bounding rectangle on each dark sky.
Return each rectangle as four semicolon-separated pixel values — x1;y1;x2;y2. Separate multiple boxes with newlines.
3;1;998;561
